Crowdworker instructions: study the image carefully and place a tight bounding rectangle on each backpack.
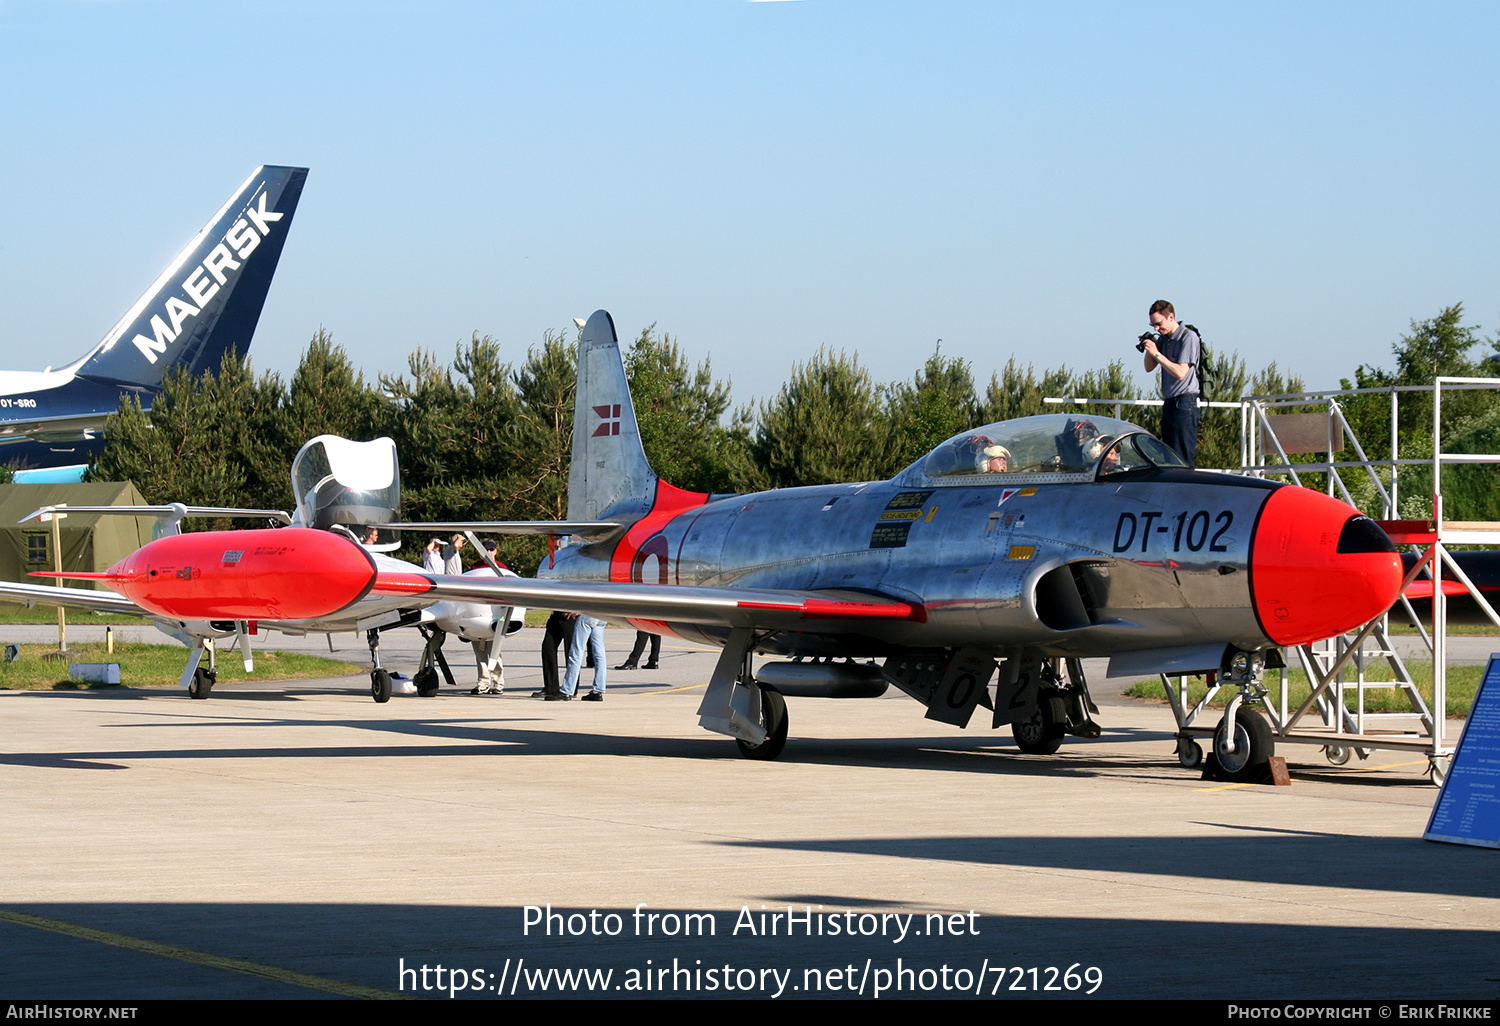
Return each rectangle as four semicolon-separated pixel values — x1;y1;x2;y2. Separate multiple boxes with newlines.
1182;323;1218;399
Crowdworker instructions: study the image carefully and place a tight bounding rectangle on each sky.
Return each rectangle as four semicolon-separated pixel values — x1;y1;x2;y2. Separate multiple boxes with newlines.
1;0;1497;413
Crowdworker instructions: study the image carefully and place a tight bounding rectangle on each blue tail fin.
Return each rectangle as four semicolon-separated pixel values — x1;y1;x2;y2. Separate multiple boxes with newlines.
73;165;308;388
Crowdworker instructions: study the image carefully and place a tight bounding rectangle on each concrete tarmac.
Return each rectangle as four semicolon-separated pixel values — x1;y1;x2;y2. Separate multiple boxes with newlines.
1;627;1496;1001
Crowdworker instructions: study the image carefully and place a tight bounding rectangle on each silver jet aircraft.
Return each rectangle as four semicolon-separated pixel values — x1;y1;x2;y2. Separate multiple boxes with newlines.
378;311;1406;781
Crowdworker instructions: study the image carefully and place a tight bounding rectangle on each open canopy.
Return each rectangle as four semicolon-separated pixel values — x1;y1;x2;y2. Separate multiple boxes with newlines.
291;435;401;530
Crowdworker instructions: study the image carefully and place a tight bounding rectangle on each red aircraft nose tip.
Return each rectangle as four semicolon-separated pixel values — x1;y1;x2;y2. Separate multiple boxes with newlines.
1251;488;1403;646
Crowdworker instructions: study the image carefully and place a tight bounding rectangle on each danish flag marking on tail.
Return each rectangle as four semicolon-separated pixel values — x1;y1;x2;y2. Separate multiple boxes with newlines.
592;404;621;437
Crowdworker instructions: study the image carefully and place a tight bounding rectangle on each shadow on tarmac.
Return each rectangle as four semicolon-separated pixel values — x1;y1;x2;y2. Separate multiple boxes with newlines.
0;700;1439;791
4;901;1497;1000
719;830;1500;899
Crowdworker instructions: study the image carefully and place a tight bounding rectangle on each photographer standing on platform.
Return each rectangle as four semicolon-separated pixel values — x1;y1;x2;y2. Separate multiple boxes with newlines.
1138;300;1201;467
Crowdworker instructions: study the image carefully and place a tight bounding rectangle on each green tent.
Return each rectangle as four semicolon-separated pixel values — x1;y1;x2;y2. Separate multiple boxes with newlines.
0;482;156;594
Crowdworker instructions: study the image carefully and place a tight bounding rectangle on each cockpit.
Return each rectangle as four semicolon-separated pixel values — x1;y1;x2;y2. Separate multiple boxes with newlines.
290;435;402;532
915;414;1187;483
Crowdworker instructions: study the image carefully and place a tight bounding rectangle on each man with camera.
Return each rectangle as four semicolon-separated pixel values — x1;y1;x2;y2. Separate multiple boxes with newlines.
1138;299;1201;467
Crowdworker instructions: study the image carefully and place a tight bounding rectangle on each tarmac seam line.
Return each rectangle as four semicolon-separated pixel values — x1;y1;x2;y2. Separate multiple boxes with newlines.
0;908;406;1000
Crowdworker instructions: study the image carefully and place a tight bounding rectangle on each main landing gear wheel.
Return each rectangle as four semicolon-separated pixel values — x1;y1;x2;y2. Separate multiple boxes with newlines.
188;666;215;700
1176;737;1204;769
1213;709;1273;782
735;686;788;761
1012;695;1066;754
371;668;392;704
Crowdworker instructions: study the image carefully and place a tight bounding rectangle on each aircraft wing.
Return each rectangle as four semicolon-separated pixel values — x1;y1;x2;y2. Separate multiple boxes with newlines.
0;580;147;616
19;504;292;525
374;521;625;539
0;410;119;443
372;573;925;630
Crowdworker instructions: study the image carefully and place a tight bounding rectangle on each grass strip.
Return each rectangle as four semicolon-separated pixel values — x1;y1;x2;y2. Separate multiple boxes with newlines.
0;641;364;690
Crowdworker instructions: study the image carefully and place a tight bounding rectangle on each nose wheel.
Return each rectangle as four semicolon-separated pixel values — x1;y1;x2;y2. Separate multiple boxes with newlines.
187;666;216;700
1212;708;1273;782
1012;694;1066;754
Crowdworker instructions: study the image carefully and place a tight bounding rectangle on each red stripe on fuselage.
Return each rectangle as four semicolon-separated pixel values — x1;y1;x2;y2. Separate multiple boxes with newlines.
609;480;710;583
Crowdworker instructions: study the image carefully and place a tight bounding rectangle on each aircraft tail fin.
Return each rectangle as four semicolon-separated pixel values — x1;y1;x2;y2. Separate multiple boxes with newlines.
72;165;309;390
568;310;659;523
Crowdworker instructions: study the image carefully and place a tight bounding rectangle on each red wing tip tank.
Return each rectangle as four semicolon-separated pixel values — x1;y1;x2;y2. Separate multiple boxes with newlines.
34;527;380;621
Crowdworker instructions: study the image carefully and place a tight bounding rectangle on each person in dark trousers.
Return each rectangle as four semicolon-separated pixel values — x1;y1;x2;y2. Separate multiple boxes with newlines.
1140;299;1201;467
533;610;575;701
617;630;660;670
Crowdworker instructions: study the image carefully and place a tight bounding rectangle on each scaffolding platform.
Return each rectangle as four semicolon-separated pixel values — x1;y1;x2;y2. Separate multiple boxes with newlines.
1053;380;1500;783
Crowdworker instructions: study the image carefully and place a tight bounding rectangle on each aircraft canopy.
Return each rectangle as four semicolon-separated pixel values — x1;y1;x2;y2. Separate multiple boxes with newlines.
920;413;1187;479
291;435;401;530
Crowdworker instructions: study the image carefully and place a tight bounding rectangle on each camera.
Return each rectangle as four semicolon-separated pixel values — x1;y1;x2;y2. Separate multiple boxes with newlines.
1135;331;1157;353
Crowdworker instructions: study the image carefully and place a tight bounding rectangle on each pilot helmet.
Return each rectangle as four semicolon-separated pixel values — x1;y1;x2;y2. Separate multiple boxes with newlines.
981;444;1011;469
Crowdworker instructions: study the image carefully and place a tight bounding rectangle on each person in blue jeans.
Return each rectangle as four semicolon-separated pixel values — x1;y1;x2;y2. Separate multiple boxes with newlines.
562;616;608;701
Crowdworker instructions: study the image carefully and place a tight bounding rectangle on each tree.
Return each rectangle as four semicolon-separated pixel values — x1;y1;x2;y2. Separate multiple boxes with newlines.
1194;344;1247;470
284;329;387;451
1066;359;1149;437
1393;304;1482;383
883;344;980;472
90;352;288;527
744;349;889;489
977;358;1073;424
384;330;575;571
503;329;577;522
625;326;748;493
1341;305;1493;518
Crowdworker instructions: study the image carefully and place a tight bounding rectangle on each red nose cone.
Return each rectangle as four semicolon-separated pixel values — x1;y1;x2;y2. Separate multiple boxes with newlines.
107;528;378;621
1251;488;1402;646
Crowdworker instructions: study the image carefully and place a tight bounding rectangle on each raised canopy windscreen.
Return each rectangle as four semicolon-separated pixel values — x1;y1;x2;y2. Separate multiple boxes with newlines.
291;435;401;530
